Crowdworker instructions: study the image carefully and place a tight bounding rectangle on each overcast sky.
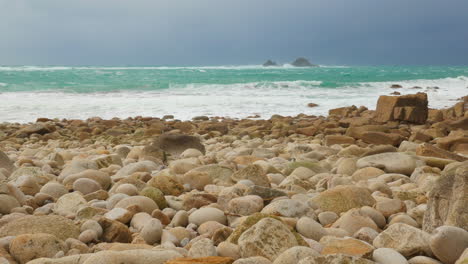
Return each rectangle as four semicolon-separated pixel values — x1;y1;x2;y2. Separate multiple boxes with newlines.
1;0;467;66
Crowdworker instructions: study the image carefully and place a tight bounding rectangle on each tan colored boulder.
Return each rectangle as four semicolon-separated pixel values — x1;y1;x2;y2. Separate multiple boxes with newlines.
373;223;432;257
356;152;420;175
324;135;355;146
298;254;374;264
148;174;184;196
231;165;270;187
416;143;467;162
0;150;15;176
423;162;468;232
0;215;79;240
98;217;132;243
238;218;298;261
320;236;374;258
166;257;234;264
10;233;66;264
310;186;375;214
361;132;404;146
375;93;428;124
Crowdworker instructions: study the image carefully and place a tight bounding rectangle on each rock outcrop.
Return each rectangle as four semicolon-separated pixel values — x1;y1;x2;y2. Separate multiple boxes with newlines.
375;92;428;124
291;57;317;67
263;60;278;67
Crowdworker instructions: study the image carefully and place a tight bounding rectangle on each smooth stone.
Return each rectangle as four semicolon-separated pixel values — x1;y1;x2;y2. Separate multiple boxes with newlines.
188;238;217;257
318;211;339;226
227;195;264;216
360;206;387;229
189;208;227;226
140;219;163;245
79;229;98;244
376;198;406;217
171;210;189;227
0;194;20;214
115;183;139;196
408;256;442;264
353;227;379;244
53;192;87;217
73;178;102;195
104;208;134;224
332;208;378;235
81;249;182;264
10;233;66;264
130;212;153;231
39;182;68;199
373;248;408;264
356;152;420;176
233;257;272;264
80;220;103;237
373;223;432;257
114;195;159;214
352;167;386;181
217;241;241;260
296;216;326;241
429;226;468;264
272;246;319;264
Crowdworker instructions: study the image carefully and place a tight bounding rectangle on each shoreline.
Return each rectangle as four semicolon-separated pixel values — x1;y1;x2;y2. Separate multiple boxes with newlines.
0;91;465;126
0;92;467;263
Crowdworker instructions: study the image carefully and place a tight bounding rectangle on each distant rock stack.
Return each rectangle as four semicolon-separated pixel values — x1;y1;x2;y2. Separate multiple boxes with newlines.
262;60;278;67
291;57;317;67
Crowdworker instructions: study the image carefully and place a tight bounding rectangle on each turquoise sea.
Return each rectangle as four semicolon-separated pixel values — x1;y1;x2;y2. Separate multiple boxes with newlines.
0;65;467;123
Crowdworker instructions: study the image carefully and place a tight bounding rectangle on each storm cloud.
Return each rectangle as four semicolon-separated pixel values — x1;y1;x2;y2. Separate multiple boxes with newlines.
1;0;467;65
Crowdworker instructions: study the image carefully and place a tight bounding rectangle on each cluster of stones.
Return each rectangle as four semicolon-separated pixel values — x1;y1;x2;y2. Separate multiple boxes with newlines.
0;92;466;264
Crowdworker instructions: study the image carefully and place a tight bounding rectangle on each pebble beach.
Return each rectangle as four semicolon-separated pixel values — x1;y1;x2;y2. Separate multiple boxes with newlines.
0;92;467;264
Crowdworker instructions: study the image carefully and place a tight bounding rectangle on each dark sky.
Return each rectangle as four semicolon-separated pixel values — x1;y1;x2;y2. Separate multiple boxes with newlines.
1;0;467;66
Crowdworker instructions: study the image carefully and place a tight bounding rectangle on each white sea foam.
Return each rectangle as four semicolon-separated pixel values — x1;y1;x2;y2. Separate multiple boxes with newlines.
0;82;7;87
0;76;466;123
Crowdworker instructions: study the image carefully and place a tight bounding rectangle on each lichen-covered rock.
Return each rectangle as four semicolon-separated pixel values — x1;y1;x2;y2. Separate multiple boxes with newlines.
238;218;298;261
310;186;375;214
140;186;168;209
373;223;431;257
148;174;184;196
320;236;375;258
272;246;319;264
166;257;234;264
10;233;66;264
0;215;79;240
261;199;310;218
297;254;375;264
423;161;468;232
231;165;270;187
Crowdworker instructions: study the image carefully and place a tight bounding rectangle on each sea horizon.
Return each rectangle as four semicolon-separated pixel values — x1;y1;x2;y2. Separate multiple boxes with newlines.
1;65;467;123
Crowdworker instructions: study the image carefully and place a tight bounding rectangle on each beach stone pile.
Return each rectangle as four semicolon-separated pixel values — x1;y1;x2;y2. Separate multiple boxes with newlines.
0;92;467;264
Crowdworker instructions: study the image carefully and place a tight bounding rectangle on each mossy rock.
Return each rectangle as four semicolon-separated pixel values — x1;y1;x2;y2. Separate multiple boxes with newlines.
227;213;307;246
140;186;167;209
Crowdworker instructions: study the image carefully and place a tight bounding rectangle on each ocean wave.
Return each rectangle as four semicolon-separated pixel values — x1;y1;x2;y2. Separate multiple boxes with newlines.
0;82;7;87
